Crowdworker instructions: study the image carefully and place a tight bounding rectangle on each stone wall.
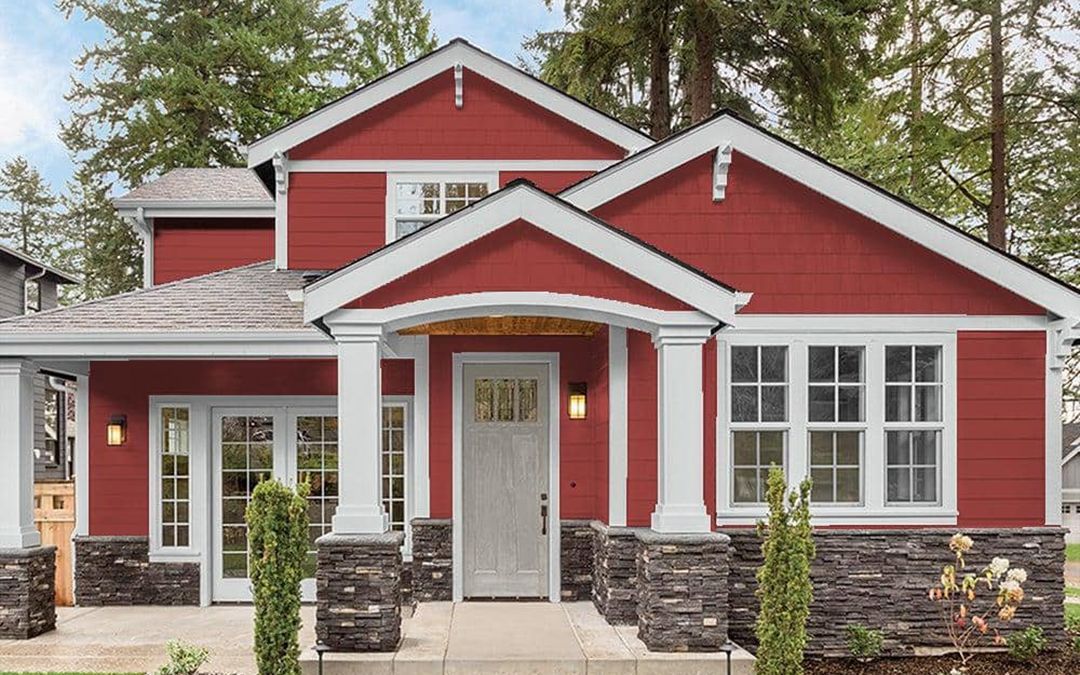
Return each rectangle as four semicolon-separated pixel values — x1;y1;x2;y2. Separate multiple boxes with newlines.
560;520;594;601
726;527;1067;655
591;521;639;625
316;532;404;652
74;536;199;606
411;519;452;602
0;546;56;638
636;531;730;652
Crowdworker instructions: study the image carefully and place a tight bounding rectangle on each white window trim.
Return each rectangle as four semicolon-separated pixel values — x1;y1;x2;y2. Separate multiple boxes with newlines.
716;332;957;526
148;401;204;562
382;395;414;556
385;172;499;243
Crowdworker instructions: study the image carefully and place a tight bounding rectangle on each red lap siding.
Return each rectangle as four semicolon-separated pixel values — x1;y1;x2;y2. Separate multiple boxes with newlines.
593;153;1043;315
626;329;658;526
956;331;1046;526
288;172;386;270
500;171;595;193
153;218;273;284
292;69;626;161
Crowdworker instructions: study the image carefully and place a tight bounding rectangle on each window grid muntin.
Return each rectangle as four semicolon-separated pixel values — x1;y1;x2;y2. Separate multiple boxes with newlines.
220;415;274;578
808;345;865;423
885;345;943;423
885;429;941;504
297;415;338;578
808;429;863;504
884;345;944;506
730;345;788;423
382;404;407;532
160;406;191;549
730;345;789;504
732;430;787;504
393;179;491;239
806;345;867;504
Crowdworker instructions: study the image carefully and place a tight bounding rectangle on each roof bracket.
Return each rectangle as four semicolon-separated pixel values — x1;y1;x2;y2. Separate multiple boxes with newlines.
712;142;733;201
1048;318;1080;371
454;63;463;109
273;151;288;195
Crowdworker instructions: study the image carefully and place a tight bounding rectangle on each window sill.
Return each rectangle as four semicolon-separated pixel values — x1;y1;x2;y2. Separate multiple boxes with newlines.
149;550;201;564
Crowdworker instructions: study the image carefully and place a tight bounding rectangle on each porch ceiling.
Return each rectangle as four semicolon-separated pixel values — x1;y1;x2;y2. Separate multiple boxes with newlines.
397;316;602;336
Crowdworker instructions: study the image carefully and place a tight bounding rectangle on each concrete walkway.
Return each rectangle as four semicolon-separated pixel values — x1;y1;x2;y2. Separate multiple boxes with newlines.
0;603;754;674
305;602;755;675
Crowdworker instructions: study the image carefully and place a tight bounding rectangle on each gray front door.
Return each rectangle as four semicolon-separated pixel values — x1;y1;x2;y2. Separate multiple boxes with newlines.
462;363;549;598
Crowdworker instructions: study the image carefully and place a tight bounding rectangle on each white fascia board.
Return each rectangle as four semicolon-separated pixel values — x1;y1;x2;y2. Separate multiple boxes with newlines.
246;41;652;167
0;330;335;359
288;159;617;173
562;114;1080;319
303;185;737;324
116;203;275;219
731;314;1051;333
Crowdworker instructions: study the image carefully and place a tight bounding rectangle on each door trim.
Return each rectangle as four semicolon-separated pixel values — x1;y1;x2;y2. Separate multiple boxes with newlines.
452;352;560;603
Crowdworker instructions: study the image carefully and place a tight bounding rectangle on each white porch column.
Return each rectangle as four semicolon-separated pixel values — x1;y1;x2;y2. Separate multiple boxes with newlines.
0;359;41;548
330;326;389;534
608;326;628;527
651;328;711;533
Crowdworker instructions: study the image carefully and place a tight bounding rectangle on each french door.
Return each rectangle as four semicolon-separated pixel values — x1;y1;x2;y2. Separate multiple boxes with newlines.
210;406;337;602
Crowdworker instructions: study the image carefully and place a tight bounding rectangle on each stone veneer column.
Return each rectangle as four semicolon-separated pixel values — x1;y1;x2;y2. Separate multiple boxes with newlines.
410;518;452;602
315;532;404;652
591;521;640;625
560;520;595;601
0;546;55;638
635;530;730;652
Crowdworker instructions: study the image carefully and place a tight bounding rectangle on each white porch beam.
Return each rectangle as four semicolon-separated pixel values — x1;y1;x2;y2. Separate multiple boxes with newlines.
329;325;390;534
608;326;628;526
650;328;711;533
0;359;42;548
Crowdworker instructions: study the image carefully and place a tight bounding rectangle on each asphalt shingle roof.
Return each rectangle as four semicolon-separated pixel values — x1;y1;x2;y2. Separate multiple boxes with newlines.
115;168;273;204
0;262;317;333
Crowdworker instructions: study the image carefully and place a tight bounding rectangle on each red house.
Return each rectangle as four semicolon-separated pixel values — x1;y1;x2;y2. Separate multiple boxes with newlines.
0;40;1076;653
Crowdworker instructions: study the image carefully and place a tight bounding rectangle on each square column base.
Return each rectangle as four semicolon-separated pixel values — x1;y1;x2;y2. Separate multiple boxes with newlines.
315;532;404;652
0;546;56;639
635;530;730;652
591;521;640;625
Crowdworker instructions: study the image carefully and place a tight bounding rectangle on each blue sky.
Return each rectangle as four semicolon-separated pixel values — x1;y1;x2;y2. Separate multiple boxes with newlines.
0;0;566;195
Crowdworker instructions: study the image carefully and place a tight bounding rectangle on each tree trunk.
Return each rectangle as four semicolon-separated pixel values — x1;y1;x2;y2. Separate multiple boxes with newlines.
987;0;1007;250
648;1;673;139
908;0;924;192
689;0;715;124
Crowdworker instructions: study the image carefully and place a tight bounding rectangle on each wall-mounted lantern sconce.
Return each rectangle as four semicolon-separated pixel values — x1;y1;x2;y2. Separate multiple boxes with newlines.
106;415;127;446
568;382;587;420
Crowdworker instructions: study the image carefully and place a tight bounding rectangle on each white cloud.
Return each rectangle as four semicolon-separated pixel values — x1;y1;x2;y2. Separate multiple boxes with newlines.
0;29;68;153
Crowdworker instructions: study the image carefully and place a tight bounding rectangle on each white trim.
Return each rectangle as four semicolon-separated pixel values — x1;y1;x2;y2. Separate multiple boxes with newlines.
561;114;1080;319
394;336;431;520
0;330;335;359
454;62;463;108
74;373;89;538
730;314;1051;332
451;352;561;603
607;326;628;526
384;172;499;244
116;204;274;220
1046;328;1064;525
246;40;650;166
274;153;289;269
381;395;415;553
712;143;732;201
288;159;616;173
326;294;717;338
148;402;200;559
0;360;39;549
715;332;958;526
304;184;738;324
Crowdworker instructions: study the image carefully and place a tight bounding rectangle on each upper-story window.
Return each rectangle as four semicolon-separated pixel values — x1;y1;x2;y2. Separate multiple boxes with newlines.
24;278;41;313
386;173;497;242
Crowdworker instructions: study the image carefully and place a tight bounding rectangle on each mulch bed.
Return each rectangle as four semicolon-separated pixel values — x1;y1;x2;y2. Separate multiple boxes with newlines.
805;651;1080;675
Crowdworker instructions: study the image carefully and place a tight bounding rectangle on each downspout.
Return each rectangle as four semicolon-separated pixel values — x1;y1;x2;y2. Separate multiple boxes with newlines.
128;207;153;288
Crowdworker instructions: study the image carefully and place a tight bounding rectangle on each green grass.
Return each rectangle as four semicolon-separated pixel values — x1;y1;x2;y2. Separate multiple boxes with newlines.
1068;543;1080;563
1068;586;1080;598
1067;603;1080;623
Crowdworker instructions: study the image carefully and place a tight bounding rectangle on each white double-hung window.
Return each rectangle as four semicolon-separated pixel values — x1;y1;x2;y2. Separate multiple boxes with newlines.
719;334;956;525
386;174;497;242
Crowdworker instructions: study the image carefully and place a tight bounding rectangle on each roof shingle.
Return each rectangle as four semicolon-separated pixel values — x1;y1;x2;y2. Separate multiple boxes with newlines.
115;168;273;204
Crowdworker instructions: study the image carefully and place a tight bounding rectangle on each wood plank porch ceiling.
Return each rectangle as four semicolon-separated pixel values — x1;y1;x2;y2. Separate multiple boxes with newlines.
397;316;603;336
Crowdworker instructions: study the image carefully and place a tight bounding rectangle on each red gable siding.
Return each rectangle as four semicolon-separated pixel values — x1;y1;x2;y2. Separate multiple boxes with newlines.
354;220;691;311
292;69;626;161
956;331;1046;526
626;329;658;526
593;153;1043;315
153;218;273;284
500;171;594;193
289;172;386;270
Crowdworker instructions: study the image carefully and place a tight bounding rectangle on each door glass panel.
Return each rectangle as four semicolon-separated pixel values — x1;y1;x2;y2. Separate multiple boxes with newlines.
296;415;338;578
219;415;274;579
382;406;407;532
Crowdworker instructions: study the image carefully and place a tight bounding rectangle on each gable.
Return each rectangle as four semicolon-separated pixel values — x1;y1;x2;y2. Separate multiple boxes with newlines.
352;220;690;311
291;68;626;161
593;152;1045;315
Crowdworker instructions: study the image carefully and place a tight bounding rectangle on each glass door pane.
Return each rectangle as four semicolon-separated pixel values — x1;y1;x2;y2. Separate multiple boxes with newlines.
295;414;338;578
219;414;275;580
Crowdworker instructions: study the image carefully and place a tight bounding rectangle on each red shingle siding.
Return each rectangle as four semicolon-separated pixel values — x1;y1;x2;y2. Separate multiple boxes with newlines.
956;331;1046;526
354;220;690;310
153;218;273;284
593;153;1043;315
626;329;658;526
288;172;386;270
500;171;595;193
291;69;626;160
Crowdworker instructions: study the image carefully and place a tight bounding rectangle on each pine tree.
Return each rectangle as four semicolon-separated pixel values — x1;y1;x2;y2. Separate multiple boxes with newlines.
0;156;58;259
357;0;439;79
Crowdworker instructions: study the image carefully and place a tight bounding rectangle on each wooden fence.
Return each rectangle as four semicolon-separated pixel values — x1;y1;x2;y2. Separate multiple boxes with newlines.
34;481;75;606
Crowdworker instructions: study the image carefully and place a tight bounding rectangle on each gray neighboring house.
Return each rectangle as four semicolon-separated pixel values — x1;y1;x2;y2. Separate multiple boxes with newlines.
0;244;80;481
1062;422;1080;543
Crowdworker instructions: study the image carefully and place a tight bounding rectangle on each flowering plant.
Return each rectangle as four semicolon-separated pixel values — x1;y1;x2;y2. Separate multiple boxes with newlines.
928;533;1028;665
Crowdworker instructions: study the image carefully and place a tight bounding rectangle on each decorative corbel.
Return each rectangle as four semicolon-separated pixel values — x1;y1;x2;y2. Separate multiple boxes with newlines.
273;151;288;196
1048;318;1080;371
713;142;733;201
454;63;463;109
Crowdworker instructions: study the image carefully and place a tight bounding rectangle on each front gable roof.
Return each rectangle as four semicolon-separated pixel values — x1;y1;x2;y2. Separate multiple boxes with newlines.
246;39;653;167
561;111;1080;320
303;182;743;325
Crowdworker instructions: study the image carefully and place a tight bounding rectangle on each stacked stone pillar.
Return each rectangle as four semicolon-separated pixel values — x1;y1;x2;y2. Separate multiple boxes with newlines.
591;521;639;624
315;532;404;652
0;546;56;639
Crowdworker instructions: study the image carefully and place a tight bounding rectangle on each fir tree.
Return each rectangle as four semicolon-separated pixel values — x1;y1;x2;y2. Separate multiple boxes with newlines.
0;156;59;259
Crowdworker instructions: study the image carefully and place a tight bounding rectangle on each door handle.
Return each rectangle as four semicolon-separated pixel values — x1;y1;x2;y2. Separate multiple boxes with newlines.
540;503;548;536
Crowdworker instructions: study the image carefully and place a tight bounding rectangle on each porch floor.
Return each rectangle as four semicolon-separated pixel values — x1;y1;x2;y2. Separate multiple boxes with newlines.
0;602;754;674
